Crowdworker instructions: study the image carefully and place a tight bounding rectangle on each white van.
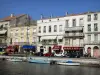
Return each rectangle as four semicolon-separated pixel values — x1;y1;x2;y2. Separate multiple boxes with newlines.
54;52;65;57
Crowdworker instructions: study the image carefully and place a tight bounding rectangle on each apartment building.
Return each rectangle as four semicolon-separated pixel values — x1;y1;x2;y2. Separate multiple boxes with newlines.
37;11;100;57
37;15;65;54
0;14;30;46
84;12;100;57
9;25;37;46
63;14;85;57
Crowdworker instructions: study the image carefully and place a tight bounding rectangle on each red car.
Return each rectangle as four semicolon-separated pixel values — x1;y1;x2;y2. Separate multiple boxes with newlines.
44;52;54;57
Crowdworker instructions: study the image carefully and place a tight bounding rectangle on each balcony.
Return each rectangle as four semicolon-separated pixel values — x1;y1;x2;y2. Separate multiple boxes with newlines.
42;41;57;45
65;26;83;31
64;33;84;38
85;31;100;34
13;42;30;45
84;41;100;45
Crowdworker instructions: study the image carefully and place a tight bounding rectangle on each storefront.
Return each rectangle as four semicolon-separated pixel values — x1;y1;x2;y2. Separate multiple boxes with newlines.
6;46;14;54
52;45;62;53
40;46;44;53
22;45;36;52
63;46;83;58
0;44;7;55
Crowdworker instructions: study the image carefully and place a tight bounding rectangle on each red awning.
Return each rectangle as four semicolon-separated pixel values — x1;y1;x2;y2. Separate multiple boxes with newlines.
52;45;62;50
63;47;81;50
7;46;13;49
6;46;14;51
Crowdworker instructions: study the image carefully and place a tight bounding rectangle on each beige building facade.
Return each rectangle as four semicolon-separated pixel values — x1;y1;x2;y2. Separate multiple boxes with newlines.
0;14;30;45
9;25;37;46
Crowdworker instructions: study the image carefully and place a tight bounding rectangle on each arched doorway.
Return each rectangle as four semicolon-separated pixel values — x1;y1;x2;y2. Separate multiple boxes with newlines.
87;47;91;54
87;47;91;57
93;46;100;58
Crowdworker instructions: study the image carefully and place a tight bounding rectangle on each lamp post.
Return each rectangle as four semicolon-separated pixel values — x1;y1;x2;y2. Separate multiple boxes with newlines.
27;26;29;45
26;14;30;45
56;35;58;45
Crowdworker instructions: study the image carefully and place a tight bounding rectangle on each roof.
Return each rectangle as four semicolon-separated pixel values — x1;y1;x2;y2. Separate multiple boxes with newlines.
0;14;26;21
39;11;100;20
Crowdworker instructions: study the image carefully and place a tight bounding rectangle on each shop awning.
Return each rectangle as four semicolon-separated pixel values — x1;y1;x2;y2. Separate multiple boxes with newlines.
7;46;13;49
57;36;63;39
0;30;7;34
63;47;83;50
6;46;14;51
22;45;36;49
41;36;63;40
52;45;62;50
41;36;56;40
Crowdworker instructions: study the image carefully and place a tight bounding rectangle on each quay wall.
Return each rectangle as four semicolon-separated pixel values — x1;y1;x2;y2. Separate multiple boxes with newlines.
0;56;100;64
30;57;100;64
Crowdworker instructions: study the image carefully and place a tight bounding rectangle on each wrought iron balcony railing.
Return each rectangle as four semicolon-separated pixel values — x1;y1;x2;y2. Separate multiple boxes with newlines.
84;41;100;45
64;33;84;37
65;26;83;31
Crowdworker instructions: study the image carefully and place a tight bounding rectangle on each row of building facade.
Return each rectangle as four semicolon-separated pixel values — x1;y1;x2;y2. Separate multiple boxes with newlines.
0;11;100;57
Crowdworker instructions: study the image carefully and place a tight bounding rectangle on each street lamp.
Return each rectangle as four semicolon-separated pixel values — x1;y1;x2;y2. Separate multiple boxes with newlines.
26;14;30;45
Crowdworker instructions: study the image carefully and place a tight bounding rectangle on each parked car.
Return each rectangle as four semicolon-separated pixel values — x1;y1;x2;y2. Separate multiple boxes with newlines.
44;52;54;57
34;52;44;56
54;52;65;57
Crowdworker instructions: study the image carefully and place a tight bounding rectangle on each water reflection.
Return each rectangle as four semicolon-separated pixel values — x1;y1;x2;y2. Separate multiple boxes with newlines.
0;61;100;75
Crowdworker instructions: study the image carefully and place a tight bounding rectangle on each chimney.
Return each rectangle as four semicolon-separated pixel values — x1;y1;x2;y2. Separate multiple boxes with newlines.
50;14;53;18
88;11;90;13
11;13;14;17
66;12;68;16
40;14;43;19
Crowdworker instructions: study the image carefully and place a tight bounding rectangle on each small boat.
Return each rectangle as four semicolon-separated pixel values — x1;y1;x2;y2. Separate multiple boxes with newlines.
7;58;23;62
28;57;50;64
57;62;80;66
28;59;50;64
57;61;80;66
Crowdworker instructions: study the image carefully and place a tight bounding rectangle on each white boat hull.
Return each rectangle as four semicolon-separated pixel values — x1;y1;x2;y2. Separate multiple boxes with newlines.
57;62;80;66
7;59;23;62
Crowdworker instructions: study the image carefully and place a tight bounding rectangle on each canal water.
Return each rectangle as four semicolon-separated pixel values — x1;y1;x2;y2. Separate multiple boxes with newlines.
0;60;100;75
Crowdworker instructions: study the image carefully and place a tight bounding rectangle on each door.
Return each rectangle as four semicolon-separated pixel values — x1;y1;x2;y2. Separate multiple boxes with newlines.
48;47;51;53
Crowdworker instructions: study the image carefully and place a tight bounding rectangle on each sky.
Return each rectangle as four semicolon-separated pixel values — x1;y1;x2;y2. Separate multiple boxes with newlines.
0;0;100;20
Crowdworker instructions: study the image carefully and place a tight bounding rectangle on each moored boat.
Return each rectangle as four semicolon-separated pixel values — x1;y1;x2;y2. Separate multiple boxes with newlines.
28;57;50;64
7;58;23;62
57;60;80;66
57;62;80;66
28;59;50;64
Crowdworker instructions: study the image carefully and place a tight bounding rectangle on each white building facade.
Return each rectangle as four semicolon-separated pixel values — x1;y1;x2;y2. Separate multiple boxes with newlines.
37;14;85;55
63;14;85;57
37;17;65;54
37;11;100;57
84;12;100;57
